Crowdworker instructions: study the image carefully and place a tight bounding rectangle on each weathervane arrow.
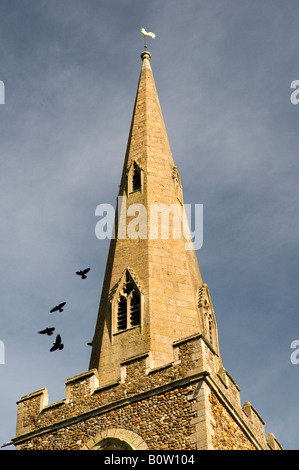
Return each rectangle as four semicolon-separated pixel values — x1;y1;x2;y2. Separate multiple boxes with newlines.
141;28;156;50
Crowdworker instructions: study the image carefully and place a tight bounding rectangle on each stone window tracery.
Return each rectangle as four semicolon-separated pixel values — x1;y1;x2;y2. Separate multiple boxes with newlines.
116;270;141;332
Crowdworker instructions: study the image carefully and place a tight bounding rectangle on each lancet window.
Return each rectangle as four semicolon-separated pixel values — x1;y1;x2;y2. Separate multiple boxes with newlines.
132;164;141;191
197;285;219;355
202;298;215;346
116;271;141;332
127;161;143;193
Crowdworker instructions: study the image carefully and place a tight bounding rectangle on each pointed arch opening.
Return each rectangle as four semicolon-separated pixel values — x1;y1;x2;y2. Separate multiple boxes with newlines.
197;284;220;357
127;161;143;194
114;269;143;334
132;164;141;192
202;299;216;347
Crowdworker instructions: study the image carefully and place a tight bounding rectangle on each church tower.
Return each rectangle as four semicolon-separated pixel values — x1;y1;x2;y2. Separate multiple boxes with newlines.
12;47;282;451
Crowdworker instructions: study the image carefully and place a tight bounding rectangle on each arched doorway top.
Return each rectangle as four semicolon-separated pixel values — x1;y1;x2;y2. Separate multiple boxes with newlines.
81;428;148;450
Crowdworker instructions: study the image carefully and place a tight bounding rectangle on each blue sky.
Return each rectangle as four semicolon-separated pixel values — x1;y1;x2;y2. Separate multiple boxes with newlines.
1;0;299;450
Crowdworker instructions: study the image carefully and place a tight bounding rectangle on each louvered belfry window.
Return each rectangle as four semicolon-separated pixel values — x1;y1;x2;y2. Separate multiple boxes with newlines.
130;291;141;327
117;296;127;331
117;271;141;332
132;164;141;192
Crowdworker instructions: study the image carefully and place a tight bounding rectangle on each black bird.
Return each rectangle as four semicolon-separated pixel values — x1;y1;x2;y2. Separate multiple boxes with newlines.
76;268;90;279
38;327;55;336
50;302;66;313
87;341;93;346
50;334;64;352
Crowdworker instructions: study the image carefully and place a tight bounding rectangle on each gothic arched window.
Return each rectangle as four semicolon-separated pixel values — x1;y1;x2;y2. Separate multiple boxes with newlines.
197;284;220;362
127;161;143;194
132;164;141;192
116;271;142;332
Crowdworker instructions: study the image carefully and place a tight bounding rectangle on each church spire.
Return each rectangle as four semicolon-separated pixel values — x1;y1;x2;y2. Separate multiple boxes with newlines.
89;49;220;385
118;47;175;196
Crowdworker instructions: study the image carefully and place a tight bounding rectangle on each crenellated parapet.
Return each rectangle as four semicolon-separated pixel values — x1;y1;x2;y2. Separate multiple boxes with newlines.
14;333;282;450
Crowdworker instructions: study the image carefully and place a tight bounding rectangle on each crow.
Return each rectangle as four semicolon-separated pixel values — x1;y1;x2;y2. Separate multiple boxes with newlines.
50;302;66;313
76;268;90;279
50;334;64;352
38;327;55;336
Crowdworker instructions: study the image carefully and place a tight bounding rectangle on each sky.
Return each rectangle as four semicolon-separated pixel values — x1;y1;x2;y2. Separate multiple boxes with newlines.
0;0;299;451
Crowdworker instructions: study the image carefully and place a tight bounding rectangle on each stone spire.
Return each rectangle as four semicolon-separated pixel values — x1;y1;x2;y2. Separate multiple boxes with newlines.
89;51;220;385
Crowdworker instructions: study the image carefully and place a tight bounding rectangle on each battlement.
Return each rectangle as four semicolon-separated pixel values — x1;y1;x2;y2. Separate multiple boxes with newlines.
13;333;281;450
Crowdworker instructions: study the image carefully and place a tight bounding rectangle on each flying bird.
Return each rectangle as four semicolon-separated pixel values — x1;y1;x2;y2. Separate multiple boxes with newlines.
76;268;90;279
50;302;66;313
141;28;156;38
38;327;55;336
50;334;64;352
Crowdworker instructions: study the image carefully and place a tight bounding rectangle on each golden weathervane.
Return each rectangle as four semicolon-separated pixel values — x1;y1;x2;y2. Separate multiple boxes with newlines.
141;28;156;50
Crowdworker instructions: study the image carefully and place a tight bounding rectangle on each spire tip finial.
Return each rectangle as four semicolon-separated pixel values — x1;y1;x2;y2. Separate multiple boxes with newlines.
140;28;155;58
141;50;151;61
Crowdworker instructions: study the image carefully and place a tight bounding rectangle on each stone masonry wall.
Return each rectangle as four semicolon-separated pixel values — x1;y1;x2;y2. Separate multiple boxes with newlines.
17;386;198;451
210;391;256;450
13;334;281;450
